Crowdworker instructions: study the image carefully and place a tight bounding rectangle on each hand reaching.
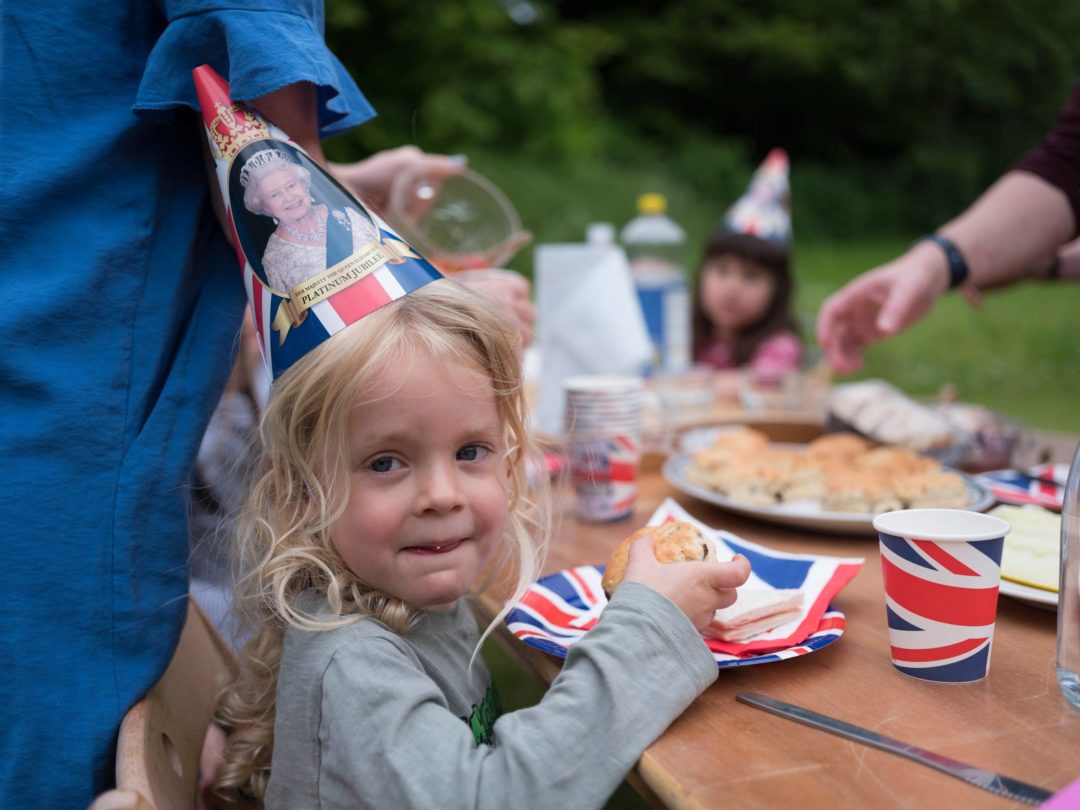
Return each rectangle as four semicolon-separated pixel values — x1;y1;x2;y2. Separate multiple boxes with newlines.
816;243;950;374
621;534;751;633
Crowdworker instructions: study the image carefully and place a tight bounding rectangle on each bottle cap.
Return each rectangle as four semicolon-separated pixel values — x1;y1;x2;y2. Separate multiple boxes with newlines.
637;193;667;215
586;222;615;245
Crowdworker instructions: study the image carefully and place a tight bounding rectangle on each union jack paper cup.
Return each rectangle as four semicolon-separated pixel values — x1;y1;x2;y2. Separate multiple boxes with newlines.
874;509;1011;683
564;376;643;522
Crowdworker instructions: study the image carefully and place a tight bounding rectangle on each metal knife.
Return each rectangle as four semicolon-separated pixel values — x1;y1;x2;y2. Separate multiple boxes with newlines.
736;691;1053;806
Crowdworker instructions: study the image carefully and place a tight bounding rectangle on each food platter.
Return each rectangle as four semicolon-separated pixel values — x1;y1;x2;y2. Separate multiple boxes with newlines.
662;452;995;536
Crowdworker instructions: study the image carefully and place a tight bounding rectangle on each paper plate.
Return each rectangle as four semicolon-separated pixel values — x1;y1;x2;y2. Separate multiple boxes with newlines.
999;579;1057;611
663;453;994;537
505;565;847;669
976;464;1069;511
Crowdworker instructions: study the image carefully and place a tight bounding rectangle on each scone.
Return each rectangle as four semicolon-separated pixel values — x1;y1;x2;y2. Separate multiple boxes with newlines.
894;471;970;508
713;459;790;505
710;426;772;454
805;432;872;461
601;520;718;597
855;446;939;476
823;472;901;514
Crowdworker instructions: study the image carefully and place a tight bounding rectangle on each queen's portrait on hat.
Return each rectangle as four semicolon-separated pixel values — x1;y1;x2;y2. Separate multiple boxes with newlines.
239;147;381;294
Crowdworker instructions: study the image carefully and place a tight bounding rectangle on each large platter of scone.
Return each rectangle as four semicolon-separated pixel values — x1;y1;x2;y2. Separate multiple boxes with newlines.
663;426;994;535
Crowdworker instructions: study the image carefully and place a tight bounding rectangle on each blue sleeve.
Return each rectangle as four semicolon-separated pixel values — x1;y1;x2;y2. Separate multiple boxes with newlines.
133;0;375;138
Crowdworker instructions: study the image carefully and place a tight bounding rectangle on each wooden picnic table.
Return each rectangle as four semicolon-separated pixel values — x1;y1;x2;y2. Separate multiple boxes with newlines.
474;420;1080;809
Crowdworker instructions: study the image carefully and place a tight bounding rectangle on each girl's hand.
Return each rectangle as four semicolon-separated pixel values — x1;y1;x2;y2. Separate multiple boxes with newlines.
621;534;751;632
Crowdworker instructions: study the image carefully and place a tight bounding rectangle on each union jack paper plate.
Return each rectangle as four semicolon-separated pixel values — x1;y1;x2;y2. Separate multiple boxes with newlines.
505;498;862;669
504;565;847;668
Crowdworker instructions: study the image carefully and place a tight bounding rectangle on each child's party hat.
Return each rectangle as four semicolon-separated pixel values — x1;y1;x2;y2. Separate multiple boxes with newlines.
194;65;444;379
721;148;791;246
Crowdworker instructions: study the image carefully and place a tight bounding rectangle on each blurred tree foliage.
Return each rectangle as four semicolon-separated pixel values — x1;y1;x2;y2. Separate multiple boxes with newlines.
324;0;616;159
325;0;1080;237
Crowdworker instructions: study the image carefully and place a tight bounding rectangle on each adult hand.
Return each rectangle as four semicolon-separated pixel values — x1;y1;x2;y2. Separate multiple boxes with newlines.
454;269;536;347
622;534;751;633
329;147;467;215
816;241;951;374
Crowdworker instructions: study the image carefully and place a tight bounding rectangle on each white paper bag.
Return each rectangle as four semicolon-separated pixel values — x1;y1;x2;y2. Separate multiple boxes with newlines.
534;241;651;435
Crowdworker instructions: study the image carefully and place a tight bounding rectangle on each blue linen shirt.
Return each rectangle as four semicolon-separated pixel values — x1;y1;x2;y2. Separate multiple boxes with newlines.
0;1;373;804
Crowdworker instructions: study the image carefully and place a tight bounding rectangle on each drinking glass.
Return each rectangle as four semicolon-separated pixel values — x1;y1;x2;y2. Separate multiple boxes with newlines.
388;166;531;273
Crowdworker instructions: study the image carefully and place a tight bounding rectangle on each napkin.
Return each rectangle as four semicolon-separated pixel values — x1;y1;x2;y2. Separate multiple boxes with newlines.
976;463;1069;511
534;241;652;435
1041;774;1080;809
650;499;864;654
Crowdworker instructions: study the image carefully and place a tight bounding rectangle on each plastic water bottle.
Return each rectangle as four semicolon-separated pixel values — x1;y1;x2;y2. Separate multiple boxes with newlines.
620;193;690;373
1057;441;1080;709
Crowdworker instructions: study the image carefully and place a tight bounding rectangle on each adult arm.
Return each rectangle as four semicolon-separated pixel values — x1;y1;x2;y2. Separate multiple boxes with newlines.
817;173;1073;373
817;77;1080;374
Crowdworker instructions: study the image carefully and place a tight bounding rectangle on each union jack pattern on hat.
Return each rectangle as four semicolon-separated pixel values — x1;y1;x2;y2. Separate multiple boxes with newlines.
193;65;444;379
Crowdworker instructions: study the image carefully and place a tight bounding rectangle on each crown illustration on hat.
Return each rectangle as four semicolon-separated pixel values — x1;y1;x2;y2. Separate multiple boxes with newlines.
194;65;444;381
722;148;791;246
206;100;271;161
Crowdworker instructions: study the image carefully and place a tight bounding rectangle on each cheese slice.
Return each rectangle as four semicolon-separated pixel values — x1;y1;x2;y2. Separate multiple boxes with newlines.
993;504;1061;592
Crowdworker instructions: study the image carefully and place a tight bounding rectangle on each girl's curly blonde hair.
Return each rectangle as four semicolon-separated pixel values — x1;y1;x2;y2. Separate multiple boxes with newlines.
214;280;548;801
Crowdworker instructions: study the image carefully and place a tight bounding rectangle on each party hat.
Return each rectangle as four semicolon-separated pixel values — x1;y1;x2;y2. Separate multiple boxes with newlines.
722;148;791;246
193;65;444;379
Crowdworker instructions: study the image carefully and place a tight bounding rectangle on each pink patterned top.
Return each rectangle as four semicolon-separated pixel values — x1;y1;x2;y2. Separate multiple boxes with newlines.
695;331;802;373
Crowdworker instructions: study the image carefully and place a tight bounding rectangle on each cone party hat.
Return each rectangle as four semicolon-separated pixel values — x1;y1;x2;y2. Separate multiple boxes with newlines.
193;65;444;379
721;148;791;246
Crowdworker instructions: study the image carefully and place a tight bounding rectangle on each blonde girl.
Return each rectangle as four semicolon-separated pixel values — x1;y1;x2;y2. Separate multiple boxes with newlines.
216;280;749;809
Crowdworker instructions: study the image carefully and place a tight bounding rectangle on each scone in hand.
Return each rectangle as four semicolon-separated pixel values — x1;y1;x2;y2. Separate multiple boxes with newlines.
602;520;719;597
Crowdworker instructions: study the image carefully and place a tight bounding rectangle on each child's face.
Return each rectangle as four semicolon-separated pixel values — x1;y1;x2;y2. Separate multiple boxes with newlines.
699;255;777;335
331;349;509;612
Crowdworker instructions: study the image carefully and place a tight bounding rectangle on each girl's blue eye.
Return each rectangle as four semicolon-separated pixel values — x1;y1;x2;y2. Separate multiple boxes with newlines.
368;456;400;473
457;444;488;462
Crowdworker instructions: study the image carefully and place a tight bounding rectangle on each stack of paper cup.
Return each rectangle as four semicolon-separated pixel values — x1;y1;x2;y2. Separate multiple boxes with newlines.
563;375;644;522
